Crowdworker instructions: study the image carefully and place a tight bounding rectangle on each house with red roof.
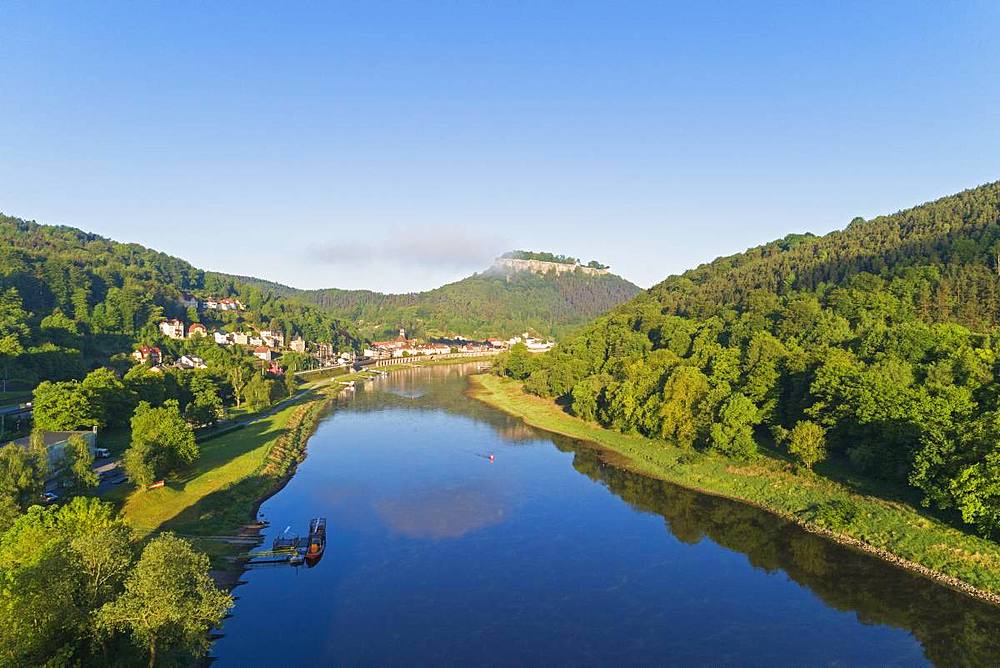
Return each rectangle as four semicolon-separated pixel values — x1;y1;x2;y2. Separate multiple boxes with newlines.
132;346;162;365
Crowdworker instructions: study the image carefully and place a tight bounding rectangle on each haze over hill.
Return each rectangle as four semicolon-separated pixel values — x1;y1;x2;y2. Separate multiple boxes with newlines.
212;252;641;340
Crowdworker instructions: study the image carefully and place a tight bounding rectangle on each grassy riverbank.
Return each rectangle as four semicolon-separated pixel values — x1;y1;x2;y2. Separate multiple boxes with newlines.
469;374;1000;604
118;385;339;571
119;356;493;574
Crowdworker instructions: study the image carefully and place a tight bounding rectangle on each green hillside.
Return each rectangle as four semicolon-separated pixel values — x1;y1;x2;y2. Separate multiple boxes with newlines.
0;214;360;387
212;259;641;340
504;181;1000;539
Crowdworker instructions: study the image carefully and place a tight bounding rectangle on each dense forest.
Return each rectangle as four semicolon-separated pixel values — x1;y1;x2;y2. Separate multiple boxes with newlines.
213;258;640;340
0;214;359;389
498;181;1000;538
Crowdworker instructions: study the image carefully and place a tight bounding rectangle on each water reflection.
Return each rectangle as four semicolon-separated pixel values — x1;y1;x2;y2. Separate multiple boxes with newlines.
556;437;1000;667
348;364;1000;665
376;482;508;539
214;363;1000;666
356;365;559;443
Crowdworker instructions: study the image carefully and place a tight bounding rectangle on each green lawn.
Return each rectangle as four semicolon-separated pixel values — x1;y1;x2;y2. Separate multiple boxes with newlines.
470;374;1000;602
121;400;300;537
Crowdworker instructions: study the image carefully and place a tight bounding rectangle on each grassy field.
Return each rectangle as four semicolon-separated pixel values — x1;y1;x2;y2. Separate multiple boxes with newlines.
121;401;298;537
469;374;1000;603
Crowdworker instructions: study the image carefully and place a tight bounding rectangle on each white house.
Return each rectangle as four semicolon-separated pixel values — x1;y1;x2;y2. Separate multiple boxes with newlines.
159;319;185;339
290;336;306;353
213;331;231;345
204;297;245;311
261;330;285;349
525;338;555;352
177;355;208;370
252;346;273;361
506;332;554;352
232;332;250;346
409;343;450;356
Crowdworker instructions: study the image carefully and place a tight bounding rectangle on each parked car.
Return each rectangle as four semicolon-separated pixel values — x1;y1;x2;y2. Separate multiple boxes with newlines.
94;447;111;459
41;491;59;504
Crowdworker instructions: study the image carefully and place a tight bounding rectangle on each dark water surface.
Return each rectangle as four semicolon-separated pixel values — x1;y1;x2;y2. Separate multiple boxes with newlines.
212;364;1000;666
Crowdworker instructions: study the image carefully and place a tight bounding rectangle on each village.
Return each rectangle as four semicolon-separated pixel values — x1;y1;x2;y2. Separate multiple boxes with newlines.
363;329;554;361
133;294;555;375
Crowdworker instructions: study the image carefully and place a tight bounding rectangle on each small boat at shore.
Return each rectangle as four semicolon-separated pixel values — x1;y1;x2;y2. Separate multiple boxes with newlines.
305;517;327;566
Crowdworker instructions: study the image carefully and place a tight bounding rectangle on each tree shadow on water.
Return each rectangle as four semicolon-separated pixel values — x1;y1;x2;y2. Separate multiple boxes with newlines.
557;438;1000;666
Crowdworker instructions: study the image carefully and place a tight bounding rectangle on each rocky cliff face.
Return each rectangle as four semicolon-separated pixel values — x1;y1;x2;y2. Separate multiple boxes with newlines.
490;257;609;276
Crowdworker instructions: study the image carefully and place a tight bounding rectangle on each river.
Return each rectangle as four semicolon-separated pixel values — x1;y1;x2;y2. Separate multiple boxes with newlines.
211;363;1000;666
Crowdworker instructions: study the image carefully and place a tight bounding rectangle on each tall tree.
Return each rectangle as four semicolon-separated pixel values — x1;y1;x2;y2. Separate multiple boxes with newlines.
0;498;135;666
0;434;48;510
97;533;232;668
123;401;197;486
58;434;99;495
32;380;96;431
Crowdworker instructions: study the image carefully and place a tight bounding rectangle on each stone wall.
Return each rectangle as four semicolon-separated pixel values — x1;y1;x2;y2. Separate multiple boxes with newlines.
491;257;609;276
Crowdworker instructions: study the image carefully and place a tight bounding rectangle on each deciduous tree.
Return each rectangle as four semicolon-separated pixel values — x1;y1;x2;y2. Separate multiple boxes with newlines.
97;533;232;668
123;401;197;486
58;434;99;495
785;420;827;470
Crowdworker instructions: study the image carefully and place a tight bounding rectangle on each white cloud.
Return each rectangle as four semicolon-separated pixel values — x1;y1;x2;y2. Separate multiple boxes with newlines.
307;227;510;272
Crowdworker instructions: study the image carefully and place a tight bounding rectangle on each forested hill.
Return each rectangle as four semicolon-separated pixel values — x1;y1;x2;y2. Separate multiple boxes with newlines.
504;180;1000;539
644;182;1000;327
0;214;359;385
211;258;641;340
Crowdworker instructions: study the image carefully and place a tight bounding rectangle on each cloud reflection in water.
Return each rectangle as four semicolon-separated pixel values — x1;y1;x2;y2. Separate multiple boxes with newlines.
375;482;507;539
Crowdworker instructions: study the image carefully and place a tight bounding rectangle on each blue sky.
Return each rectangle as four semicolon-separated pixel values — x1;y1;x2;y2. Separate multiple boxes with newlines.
2;2;998;292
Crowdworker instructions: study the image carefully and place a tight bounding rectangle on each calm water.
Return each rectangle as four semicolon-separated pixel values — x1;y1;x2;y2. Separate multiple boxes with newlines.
212;364;1000;666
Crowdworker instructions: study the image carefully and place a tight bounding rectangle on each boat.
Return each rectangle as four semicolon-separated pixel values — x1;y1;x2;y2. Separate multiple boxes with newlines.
288;552;305;566
305;517;327;566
